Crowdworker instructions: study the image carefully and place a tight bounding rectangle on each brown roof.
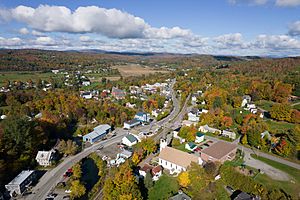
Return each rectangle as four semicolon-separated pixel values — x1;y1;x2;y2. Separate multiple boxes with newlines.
201;141;237;160
152;165;162;175
140;164;153;172
158;146;199;168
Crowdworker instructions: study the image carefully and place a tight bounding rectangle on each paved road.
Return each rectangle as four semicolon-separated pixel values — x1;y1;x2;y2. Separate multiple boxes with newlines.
25;132;127;200
243;151;290;181
26;79;180;200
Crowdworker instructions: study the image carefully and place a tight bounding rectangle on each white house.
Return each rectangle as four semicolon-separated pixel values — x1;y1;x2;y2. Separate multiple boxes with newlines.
221;130;236;140
158;139;203;174
134;112;150;123
185;142;197;151
82;80;91;86
123;119;141;129
173;127;185;143
35;150;55;167
152;109;162;118
195;132;205;143
241;95;251;107
199;125;221;134
188;109;200;122
122;134;138;147
81;92;92;99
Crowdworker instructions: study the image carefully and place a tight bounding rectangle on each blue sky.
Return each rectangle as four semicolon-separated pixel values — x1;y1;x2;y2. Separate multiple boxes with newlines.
0;0;300;56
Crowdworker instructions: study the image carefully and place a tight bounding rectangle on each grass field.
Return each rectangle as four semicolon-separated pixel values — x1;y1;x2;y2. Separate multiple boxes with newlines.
293;103;300;111
112;64;169;77
0;71;62;86
255;100;275;111
251;154;300;198
265;119;296;132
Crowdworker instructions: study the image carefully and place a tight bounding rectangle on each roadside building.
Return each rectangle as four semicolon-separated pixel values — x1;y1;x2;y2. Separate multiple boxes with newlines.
122;134;138;147
5;170;36;197
200;141;237;163
185;142;197;151
134;112;150;123
123;119;141;129
195;132;205;143
35;149;55;167
221;130;236;140
158;140;203;174
199;124;221;134
83;124;111;144
188;108;200;122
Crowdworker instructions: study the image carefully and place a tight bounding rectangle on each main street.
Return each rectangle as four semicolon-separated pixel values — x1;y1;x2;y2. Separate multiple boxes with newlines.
25;78;181;200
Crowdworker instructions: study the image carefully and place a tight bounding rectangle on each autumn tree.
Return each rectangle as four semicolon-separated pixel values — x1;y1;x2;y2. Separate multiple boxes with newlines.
103;162;142;200
270;103;291;121
70;180;86;199
58;139;79;156
178;171;190;188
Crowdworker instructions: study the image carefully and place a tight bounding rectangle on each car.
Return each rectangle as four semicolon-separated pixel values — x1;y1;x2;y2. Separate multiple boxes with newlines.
63;195;70;199
204;143;210;147
97;145;104;150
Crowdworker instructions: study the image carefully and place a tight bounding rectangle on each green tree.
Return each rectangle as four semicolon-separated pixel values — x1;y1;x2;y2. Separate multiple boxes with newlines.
148;175;179;200
144;171;154;190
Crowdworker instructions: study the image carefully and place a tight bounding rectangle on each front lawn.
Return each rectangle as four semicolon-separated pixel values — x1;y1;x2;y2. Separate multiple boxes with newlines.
265;119;296;133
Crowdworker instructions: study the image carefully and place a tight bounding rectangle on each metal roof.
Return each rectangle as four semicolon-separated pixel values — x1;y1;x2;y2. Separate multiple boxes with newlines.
7;170;34;185
83;124;111;140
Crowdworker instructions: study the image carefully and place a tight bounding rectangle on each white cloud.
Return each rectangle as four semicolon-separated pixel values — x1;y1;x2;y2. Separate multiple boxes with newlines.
288;21;300;36
144;27;192;39
214;33;249;49
35;36;56;46
229;0;268;5
0;5;191;39
32;30;44;36
0;37;22;46
79;35;92;42
276;0;300;6
19;27;29;34
255;34;300;49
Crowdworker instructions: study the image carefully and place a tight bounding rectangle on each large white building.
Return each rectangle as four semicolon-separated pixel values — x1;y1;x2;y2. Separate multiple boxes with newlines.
158;140;203;174
35;150;55;167
5;170;36;197
122;134;139;147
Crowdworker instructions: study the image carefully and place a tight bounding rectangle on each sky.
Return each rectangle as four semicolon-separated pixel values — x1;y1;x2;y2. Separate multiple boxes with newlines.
0;0;300;56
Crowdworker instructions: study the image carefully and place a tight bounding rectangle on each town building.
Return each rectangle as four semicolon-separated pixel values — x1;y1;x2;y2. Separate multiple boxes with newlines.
82;80;91;86
200;141;237;163
169;191;192;200
5;170;36;197
83;124;111;144
221;130;236;140
112;87;126;100
81;91;92;99
188;108;200;122
241;95;251;107
122;134;138;147
134;112;150;123
199;124;221;134
35;149;55;167
185;142;197;151
123;119;141;129
158;139;203;174
195;132;205;143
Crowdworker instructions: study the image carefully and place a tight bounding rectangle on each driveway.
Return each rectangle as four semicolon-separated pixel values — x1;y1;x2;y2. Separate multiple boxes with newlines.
243;151;290;181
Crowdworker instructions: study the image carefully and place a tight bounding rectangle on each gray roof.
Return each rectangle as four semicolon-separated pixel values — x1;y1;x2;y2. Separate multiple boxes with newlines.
7;170;34;185
84;124;111;140
169;192;191;200
125;118;140;125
